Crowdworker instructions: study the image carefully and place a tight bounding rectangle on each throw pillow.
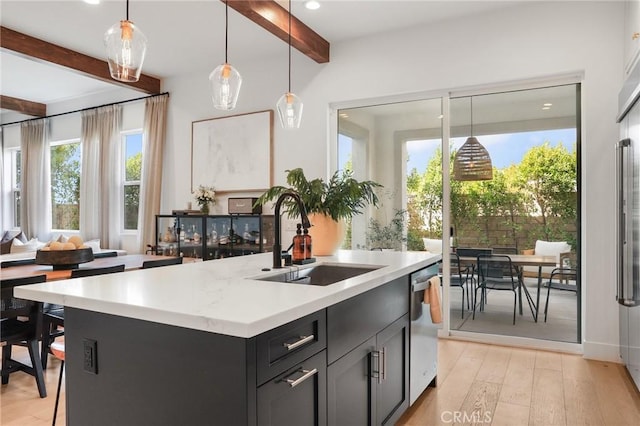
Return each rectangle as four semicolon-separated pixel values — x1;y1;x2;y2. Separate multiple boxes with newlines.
10;238;40;254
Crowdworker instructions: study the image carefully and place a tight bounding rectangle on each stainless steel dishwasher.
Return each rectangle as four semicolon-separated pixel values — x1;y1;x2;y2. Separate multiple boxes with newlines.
409;263;440;405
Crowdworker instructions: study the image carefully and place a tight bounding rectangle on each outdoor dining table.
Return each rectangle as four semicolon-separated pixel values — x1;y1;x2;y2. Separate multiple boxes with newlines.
457;253;557;322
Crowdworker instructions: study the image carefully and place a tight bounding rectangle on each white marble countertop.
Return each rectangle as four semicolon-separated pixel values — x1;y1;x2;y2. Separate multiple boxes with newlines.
14;250;441;338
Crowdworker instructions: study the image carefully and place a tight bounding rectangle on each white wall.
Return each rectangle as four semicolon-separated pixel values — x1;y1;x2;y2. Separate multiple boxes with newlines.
160;1;623;360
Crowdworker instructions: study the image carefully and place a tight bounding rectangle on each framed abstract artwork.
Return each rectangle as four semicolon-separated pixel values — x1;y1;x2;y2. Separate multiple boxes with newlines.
191;110;274;193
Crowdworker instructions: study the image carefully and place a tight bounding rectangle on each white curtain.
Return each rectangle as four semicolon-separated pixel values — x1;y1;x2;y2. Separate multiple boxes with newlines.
20;119;51;240
137;94;168;253
80;105;122;248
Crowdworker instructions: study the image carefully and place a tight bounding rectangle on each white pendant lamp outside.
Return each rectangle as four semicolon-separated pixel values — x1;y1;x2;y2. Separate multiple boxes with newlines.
276;0;303;129
104;0;147;83
453;97;493;181
209;0;242;110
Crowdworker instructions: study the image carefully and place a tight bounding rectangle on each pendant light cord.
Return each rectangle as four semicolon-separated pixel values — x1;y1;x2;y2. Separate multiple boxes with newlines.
225;0;229;64
126;0;129;21
288;0;292;94
470;96;473;137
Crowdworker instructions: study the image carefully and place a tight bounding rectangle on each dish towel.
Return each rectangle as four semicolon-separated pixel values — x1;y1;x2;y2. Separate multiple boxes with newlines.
422;275;442;324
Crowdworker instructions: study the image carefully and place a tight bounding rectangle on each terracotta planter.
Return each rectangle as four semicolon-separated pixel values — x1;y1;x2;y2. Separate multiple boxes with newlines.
307;213;345;256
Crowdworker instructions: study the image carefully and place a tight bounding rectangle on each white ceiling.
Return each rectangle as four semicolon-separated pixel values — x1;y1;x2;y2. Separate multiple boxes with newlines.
0;0;524;117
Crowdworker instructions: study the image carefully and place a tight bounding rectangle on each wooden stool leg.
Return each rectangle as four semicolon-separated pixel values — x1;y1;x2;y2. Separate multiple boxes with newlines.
52;361;64;426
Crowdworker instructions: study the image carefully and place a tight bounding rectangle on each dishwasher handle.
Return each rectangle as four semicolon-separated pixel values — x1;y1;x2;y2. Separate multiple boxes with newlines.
412;274;438;292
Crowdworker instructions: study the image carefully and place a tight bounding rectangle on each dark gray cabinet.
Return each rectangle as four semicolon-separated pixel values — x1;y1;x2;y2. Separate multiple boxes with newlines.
62;273;412;425
327;316;409;426
327;337;376;425
375;315;409;425
257;350;327;426
327;276;410;426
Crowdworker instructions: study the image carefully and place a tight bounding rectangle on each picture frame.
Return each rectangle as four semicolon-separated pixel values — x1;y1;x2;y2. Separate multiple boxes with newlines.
191;110;274;193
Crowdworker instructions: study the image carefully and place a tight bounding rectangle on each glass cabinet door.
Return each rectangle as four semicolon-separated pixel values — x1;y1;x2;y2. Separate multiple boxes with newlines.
205;216;232;259
156;215;179;256
177;216;204;259
232;216;262;255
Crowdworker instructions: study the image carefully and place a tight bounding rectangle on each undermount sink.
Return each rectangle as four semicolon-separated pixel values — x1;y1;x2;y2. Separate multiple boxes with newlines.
256;263;382;286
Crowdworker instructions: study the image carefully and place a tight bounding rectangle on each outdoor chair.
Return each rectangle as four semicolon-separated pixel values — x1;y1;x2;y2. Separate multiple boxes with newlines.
543;253;578;322
473;254;522;325
445;252;472;318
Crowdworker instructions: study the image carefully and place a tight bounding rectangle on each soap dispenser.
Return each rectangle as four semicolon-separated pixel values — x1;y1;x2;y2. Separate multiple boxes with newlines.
292;223;305;262
303;227;312;259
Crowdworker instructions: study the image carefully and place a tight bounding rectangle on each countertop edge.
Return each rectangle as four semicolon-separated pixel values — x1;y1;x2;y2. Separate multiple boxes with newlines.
14;251;442;338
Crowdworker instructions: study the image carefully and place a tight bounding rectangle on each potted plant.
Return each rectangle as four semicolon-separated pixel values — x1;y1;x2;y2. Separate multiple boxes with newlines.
366;209;407;251
256;168;382;255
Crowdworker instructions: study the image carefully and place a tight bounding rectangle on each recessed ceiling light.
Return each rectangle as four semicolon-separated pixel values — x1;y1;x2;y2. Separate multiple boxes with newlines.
305;1;320;10
83;0;100;4
339;113;349;118
542;106;551;110
543;103;552;107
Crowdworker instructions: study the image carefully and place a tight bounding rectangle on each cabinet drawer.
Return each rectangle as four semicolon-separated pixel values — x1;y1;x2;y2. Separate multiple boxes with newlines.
257;310;326;385
257;349;327;426
327;276;409;365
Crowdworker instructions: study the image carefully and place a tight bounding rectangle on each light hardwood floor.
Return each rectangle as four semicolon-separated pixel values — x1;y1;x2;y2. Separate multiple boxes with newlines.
399;339;640;426
1;339;640;425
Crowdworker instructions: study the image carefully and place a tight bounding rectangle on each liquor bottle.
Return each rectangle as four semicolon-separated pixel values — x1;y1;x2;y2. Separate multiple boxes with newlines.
210;223;218;244
292;224;305;262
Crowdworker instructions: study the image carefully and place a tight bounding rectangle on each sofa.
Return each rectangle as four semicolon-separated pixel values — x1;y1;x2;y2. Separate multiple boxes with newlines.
521;240;572;279
0;230;126;267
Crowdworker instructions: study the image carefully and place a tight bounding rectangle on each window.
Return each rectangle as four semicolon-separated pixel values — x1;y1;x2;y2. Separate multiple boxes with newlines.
50;140;81;230
123;131;142;231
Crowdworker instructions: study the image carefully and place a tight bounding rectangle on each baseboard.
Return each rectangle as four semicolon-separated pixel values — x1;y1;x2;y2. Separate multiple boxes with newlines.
583;340;622;363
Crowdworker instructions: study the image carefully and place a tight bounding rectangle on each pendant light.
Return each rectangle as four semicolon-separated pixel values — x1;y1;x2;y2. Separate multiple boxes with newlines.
104;0;147;83
276;0;303;129
209;0;242;110
453;97;493;181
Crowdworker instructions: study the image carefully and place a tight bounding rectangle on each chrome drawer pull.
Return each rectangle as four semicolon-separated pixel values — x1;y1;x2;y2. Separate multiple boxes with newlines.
285;368;318;388
283;334;314;351
381;347;386;382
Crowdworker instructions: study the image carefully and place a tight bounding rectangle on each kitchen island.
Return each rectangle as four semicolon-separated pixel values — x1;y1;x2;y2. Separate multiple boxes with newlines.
16;250;441;425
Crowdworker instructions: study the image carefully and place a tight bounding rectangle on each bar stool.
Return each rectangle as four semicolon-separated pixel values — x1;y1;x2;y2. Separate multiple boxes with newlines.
50;341;65;426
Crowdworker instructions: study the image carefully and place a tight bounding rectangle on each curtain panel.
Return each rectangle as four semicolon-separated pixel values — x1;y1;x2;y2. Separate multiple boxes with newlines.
80;105;122;248
137;94;169;253
20;119;52;240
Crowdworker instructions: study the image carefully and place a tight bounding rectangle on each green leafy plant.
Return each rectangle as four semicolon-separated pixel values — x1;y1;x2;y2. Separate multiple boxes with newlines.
256;168;382;221
366;209;407;250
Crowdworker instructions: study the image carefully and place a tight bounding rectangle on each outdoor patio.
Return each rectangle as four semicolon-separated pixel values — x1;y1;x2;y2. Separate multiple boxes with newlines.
448;277;579;343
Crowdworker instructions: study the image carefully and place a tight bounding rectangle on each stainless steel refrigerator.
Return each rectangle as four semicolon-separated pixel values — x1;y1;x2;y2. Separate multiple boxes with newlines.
617;59;640;390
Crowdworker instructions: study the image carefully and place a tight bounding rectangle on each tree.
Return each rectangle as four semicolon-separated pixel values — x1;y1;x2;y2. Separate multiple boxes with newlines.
124;152;142;230
517;142;577;242
50;143;80;230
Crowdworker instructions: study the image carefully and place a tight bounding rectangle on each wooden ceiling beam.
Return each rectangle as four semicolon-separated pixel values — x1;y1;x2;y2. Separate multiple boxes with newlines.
0;26;161;94
0;94;46;117
226;0;330;63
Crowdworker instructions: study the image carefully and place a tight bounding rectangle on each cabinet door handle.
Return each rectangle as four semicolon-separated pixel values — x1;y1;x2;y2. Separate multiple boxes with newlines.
380;347;386;382
371;350;382;384
285;368;318;388
283;334;314;351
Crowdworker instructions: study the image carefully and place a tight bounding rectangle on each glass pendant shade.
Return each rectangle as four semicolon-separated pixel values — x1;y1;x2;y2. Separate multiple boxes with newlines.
453;136;493;181
210;63;242;110
104;20;147;82
276;92;303;129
